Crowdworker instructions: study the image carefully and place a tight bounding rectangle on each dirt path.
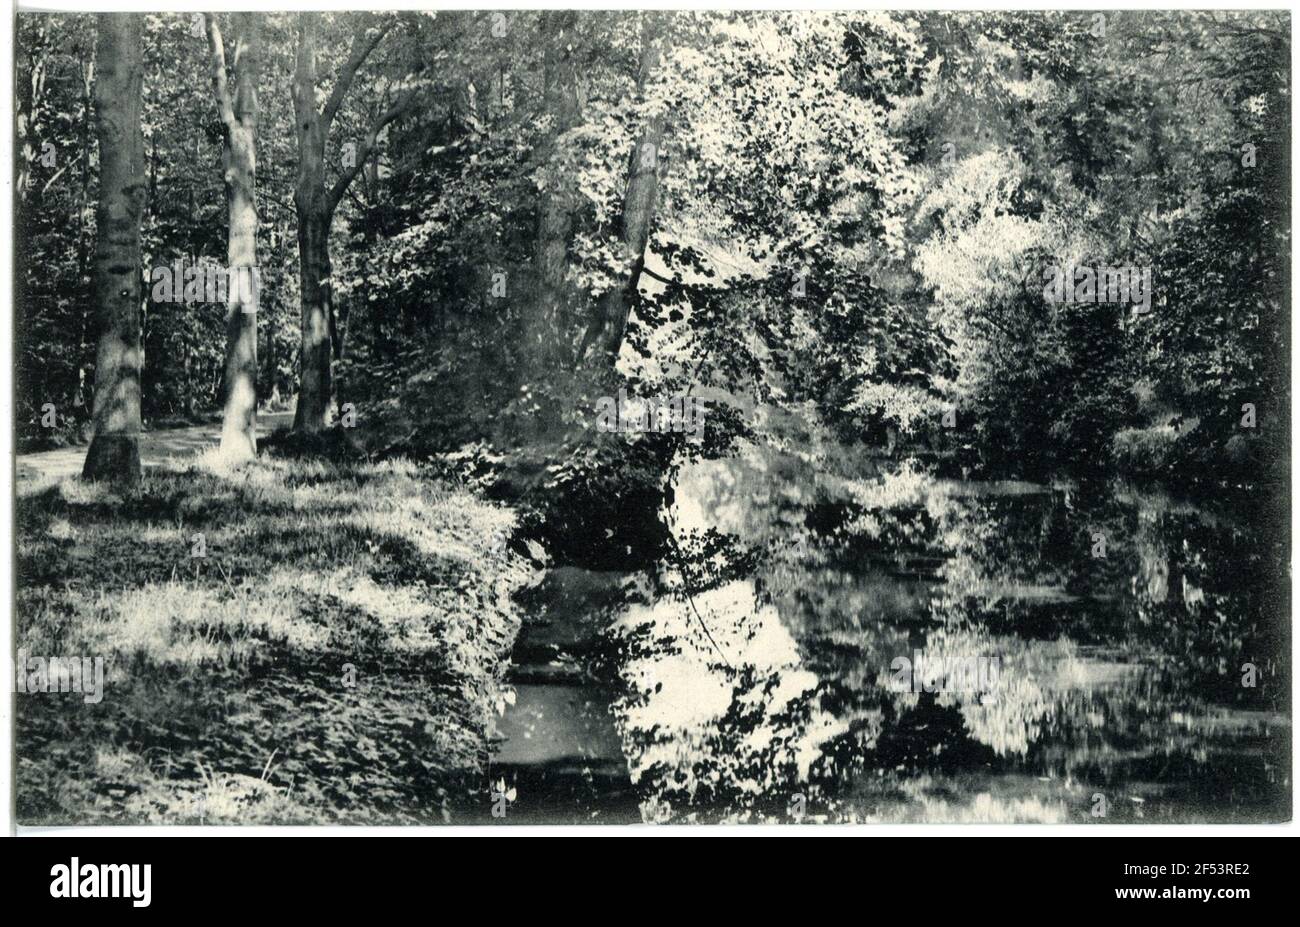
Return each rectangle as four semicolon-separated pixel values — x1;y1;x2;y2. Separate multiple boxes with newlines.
15;411;295;490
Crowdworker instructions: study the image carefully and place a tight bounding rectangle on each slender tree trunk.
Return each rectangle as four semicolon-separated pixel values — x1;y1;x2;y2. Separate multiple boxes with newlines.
209;13;261;462
580;14;666;368
82;13;144;484
291;14;331;431
362;151;380;361
75;56;95;410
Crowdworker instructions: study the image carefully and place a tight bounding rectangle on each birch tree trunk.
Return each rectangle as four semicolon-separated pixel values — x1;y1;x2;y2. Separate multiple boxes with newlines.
82;13;144;484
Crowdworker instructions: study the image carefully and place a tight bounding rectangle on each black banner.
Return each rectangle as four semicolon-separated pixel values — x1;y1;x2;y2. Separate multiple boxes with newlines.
9;835;1285;914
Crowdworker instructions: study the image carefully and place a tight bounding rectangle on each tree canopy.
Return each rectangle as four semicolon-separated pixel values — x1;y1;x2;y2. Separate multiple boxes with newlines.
14;10;1289;493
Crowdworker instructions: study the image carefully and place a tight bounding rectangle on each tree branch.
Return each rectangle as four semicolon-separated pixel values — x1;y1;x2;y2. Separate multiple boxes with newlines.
640;264;718;295
205;13;234;129
321;15;393;129
327;82;417;214
255;188;296;214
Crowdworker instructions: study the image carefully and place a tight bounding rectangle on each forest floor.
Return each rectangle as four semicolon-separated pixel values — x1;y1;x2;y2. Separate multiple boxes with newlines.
14;441;531;824
15;411;296;487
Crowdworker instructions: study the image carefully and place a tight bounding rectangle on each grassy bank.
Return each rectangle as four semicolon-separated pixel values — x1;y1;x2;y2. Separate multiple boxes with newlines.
15;453;530;824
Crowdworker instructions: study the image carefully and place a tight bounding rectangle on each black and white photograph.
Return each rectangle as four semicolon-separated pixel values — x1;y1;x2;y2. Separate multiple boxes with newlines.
4;3;1293;841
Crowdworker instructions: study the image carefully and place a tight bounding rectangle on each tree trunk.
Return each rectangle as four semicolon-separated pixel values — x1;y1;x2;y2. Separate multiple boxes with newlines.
75;55;95;411
532;11;581;370
291;14;331;432
294;204;333;431
289;12;407;433
82;13;144;484
580;13;666;368
209;13;261;462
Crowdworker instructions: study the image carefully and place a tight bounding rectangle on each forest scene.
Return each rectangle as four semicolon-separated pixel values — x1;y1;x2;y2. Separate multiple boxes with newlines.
10;9;1290;825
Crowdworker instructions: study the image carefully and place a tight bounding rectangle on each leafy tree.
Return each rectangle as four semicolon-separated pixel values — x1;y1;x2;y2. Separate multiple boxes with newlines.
289;12;422;432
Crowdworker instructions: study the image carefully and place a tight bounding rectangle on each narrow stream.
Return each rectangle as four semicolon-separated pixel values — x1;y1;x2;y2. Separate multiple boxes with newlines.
492;436;1290;824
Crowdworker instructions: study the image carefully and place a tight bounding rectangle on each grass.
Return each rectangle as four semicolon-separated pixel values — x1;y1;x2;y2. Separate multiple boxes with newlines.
15;452;530;824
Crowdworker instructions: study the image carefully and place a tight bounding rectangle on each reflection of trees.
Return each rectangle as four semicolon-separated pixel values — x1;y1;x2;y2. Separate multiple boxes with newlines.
931;480;1285;710
883;628;1060;758
619;448;1287;821
1128;506;1287;713
610;581;852;822
924;480;1286;787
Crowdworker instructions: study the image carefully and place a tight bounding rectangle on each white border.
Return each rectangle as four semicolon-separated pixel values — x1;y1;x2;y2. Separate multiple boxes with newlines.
3;1;1296;839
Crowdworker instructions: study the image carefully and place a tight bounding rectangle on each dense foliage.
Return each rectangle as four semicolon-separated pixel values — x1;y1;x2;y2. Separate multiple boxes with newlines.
15;11;1289;495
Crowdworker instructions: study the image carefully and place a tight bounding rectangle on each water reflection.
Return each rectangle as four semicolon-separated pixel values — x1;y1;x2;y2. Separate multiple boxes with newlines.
604;442;1289;823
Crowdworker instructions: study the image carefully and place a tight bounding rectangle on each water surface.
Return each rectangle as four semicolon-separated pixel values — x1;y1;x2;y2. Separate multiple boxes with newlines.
497;438;1290;824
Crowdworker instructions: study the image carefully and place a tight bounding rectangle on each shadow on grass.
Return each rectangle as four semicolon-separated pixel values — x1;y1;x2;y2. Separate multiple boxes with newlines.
16;456;530;825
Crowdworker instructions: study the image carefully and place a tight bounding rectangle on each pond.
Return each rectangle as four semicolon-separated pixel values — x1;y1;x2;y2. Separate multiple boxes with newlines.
493;435;1290;824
